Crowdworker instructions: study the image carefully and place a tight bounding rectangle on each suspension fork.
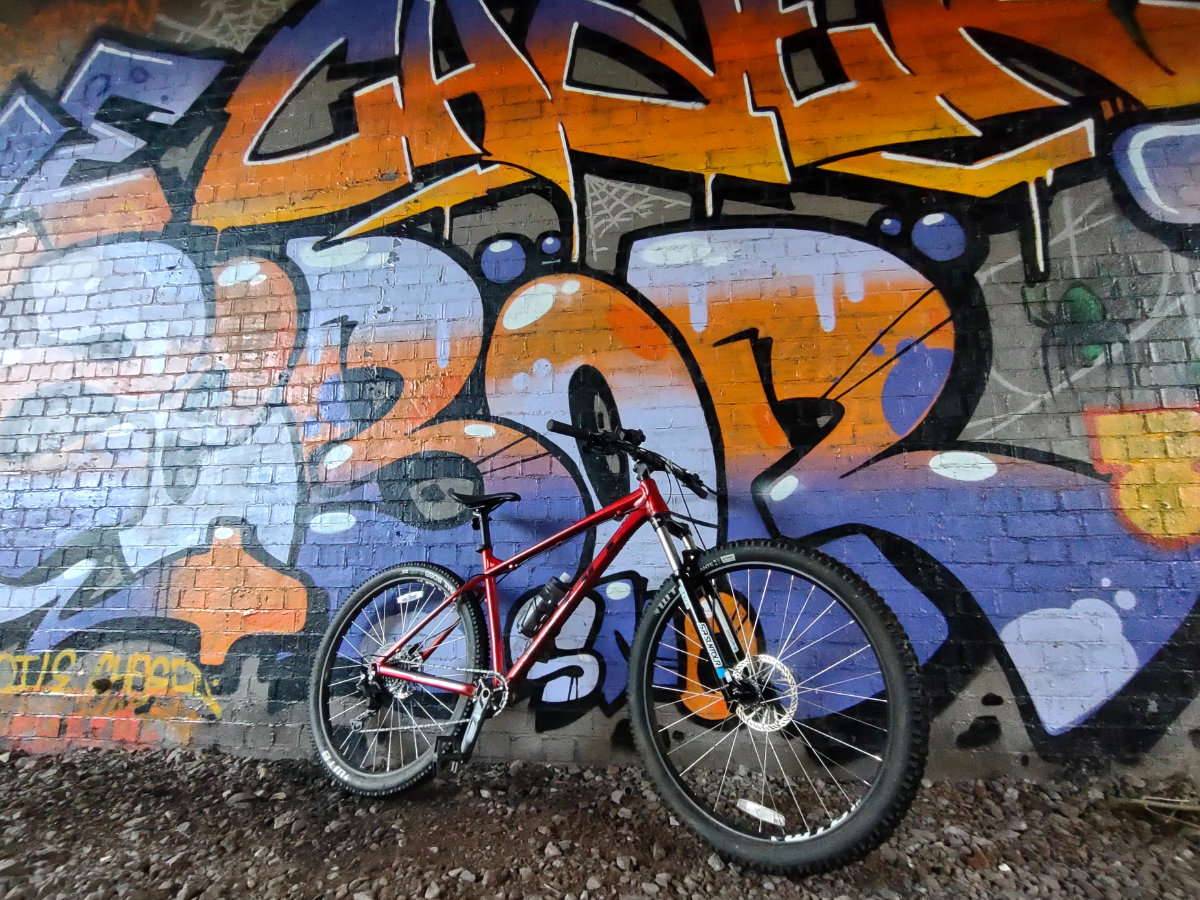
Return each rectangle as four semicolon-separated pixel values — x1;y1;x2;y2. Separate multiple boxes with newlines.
650;516;745;684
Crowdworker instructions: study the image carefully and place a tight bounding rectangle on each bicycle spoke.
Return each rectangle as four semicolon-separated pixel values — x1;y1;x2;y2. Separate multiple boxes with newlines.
675;722;743;778
329;697;369;722
795;719;883;766
653;692;725;728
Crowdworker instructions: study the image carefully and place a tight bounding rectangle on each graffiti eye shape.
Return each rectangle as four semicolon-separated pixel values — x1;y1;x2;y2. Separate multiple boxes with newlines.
479;237;529;283
912;212;968;262
568;364;630;505
376;451;483;530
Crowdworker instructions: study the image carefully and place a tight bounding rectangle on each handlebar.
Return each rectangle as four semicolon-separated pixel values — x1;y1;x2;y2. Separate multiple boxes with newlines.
546;419;715;499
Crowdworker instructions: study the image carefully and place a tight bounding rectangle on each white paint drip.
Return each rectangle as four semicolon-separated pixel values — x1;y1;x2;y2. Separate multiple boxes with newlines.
436;318;450;369
687;283;708;333
813;272;836;332
843;270;865;304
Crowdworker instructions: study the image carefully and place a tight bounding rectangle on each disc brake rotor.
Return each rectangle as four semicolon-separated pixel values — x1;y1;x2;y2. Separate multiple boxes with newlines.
731;654;799;733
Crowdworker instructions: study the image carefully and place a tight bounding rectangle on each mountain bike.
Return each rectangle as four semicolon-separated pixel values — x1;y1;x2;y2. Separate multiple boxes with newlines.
308;419;928;874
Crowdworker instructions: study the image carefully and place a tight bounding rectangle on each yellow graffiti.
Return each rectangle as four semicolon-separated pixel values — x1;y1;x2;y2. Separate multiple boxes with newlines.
0;649;221;719
0;649;76;694
1088;407;1200;550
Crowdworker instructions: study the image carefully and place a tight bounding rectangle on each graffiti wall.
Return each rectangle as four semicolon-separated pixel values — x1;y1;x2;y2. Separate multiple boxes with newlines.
1;0;1199;769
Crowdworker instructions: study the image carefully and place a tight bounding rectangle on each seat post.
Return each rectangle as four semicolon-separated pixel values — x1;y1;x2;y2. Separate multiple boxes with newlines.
473;511;493;553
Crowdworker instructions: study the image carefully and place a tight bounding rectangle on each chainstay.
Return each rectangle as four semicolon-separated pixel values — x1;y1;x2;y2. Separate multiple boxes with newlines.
355;719;469;734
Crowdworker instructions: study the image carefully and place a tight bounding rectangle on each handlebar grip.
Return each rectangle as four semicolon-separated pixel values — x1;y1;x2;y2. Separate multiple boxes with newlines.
546;419;591;440
547;418;643;447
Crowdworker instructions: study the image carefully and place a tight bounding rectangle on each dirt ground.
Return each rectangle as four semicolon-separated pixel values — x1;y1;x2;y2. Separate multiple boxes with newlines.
0;746;1197;900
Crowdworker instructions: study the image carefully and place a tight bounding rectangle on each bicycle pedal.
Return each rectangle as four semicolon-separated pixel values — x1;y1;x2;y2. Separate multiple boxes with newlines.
435;735;467;774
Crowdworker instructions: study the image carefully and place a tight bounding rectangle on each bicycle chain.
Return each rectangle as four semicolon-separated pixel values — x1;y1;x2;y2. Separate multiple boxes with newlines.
380;665;509;717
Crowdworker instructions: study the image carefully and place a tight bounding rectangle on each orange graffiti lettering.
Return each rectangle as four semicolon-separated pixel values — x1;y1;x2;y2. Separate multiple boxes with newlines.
192;0;1200;236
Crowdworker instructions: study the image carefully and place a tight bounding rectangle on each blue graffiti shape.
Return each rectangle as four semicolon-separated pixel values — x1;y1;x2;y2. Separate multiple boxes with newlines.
480;238;528;283
1114;118;1200;226
912;212;968;261
760;450;1200;737
3;40;223;214
0;87;69;203
55;38;225;162
880;340;955;434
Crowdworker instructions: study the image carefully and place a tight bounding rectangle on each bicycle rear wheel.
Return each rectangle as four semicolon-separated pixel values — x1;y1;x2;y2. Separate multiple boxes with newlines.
628;539;927;874
308;562;486;796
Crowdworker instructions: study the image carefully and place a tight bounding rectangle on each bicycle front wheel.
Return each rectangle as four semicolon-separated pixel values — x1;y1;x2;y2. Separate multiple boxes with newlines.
628;540;927;874
308;562;486;796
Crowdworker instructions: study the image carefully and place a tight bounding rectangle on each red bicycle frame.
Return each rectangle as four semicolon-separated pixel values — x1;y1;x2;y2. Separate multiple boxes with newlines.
372;473;678;698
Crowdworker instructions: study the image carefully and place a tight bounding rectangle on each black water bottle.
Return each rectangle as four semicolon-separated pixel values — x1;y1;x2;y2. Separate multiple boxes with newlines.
516;575;570;637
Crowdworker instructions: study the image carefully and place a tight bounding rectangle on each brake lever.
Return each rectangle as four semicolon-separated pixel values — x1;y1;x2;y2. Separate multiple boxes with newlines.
669;464;711;499
614;426;646;446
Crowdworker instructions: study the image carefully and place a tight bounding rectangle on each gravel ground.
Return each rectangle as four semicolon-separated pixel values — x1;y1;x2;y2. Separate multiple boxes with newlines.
0;746;1197;900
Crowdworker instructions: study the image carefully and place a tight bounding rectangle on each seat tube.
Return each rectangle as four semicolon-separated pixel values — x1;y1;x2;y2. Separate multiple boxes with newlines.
479;548;505;674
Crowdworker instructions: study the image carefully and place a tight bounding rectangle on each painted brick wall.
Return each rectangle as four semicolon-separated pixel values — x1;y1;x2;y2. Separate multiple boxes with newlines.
1;0;1199;777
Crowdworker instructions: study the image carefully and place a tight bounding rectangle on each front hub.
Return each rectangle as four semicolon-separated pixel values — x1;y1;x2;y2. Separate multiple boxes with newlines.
730;654;799;733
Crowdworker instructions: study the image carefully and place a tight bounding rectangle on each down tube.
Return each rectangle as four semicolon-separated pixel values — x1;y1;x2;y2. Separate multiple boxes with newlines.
506;503;654;684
